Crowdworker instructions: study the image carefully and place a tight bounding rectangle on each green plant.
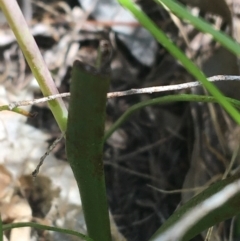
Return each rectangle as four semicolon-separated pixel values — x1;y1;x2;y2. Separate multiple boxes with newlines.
118;0;240;124
66;61;112;241
1;0;240;241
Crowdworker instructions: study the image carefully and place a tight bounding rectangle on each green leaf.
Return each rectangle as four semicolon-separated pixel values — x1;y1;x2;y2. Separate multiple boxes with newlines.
156;0;240;56
3;222;93;241
149;173;240;241
0;214;2;241
104;94;240;141
66;60;111;241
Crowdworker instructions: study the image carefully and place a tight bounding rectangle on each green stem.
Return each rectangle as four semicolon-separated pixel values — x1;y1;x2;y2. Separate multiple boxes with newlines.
104;94;240;142
3;222;94;241
0;0;68;132
0;105;35;117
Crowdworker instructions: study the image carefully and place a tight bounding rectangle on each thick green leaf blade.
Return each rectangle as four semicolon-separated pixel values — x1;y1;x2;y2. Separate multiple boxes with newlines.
150;173;240;241
66;60;111;241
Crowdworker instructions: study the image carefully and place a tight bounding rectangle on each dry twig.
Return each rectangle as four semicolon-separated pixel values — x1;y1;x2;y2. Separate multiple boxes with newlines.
6;75;240;109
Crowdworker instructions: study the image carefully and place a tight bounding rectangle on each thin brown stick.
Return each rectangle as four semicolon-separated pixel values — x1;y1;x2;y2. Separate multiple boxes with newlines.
32;133;65;177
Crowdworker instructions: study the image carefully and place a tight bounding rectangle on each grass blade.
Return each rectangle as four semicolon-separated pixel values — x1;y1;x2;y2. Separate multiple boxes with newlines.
104;94;240;141
149;173;240;241
3;222;93;241
0;214;2;241
117;0;240;124
156;0;240;56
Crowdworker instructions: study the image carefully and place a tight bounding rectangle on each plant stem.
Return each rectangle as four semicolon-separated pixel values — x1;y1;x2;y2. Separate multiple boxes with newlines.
0;0;68;132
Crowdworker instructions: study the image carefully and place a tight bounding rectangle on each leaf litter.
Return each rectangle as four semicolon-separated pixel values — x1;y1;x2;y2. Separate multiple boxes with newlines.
1;0;240;241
